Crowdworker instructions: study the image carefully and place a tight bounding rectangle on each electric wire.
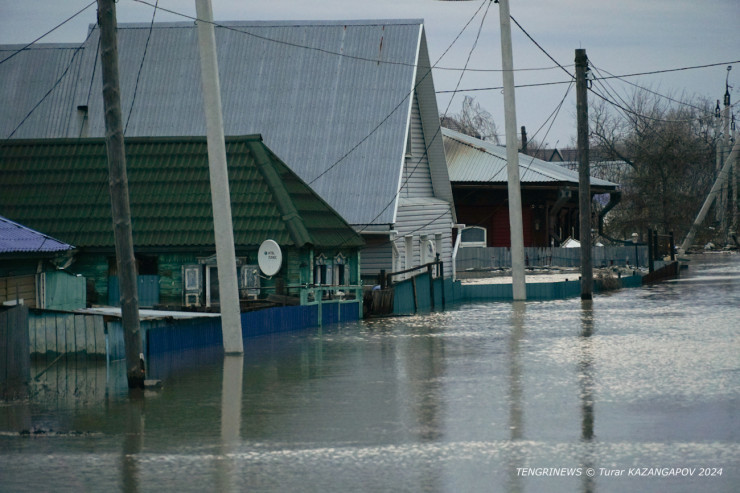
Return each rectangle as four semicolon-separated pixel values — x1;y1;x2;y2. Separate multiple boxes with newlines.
307;0;490;187
0;0;97;66
124;0;159;135
2;26;96;141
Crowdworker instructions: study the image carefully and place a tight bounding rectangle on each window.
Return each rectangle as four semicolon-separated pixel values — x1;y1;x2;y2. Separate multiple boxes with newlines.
314;254;327;285
460;226;487;248
333;253;346;286
184;266;201;291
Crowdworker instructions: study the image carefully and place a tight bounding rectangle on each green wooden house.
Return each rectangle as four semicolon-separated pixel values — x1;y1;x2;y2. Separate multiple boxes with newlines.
0;135;364;311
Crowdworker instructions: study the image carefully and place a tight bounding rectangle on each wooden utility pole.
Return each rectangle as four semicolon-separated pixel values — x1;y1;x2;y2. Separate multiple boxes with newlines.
195;0;243;354
97;0;144;388
575;49;593;300
498;0;526;300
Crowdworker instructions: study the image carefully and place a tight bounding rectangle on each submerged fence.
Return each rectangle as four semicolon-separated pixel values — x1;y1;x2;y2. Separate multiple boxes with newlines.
456;245;648;272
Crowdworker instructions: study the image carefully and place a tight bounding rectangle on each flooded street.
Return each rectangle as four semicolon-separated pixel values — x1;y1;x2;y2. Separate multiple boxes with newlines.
1;254;738;492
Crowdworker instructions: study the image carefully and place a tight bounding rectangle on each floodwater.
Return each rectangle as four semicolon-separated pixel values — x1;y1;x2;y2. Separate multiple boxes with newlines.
1;254;738;493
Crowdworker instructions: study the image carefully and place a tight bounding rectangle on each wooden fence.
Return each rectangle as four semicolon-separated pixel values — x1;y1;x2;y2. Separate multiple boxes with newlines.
1;305;30;399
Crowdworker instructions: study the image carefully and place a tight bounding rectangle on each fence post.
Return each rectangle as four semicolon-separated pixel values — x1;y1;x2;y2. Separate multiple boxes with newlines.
439;260;446;310
669;232;675;261
428;264;435;311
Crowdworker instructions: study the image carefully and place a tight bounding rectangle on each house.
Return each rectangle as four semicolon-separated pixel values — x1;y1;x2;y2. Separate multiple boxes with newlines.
443;128;620;248
0;19;455;284
0;135;364;311
0;215;85;310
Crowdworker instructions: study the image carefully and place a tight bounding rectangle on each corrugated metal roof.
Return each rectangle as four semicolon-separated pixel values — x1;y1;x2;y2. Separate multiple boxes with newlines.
0;215;73;254
443;127;619;190
0;43;86;139
0;136;364;250
2;20;437;227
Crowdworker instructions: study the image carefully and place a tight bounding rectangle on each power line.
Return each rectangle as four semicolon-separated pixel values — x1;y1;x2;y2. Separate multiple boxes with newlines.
436;79;572;94
331;0;493;239
124;0;159;134
308;0;491;187
2;27;96;141
0;1;97;66
509;15;573;79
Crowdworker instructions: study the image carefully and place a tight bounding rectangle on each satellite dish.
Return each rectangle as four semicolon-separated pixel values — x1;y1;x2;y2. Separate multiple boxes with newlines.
258;239;282;276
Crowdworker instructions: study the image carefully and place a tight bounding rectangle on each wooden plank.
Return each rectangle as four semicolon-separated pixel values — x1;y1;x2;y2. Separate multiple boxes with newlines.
94;316;106;357
85;315;96;357
55;314;65;357
45;315;56;356
65;314;75;355
27;312;36;356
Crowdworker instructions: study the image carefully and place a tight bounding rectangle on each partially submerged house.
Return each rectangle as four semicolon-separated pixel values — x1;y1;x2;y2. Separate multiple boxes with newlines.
443;128;620;248
0;19;455;284
0;136;364;311
0;215;84;310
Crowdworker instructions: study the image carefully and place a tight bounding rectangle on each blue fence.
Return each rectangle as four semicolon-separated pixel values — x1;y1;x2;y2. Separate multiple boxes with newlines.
393;274;643;314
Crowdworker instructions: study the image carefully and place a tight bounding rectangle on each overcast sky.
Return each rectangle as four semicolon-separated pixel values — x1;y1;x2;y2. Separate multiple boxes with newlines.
1;0;738;148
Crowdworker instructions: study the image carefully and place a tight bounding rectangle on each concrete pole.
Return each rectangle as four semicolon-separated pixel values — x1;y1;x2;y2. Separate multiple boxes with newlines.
575;49;593;300
97;0;144;389
497;0;526;300
681;140;740;252
195;0;243;354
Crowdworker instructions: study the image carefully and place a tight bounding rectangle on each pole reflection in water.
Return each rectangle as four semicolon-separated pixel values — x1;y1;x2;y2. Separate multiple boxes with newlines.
122;390;144;493
216;355;244;492
579;300;595;493
506;301;525;493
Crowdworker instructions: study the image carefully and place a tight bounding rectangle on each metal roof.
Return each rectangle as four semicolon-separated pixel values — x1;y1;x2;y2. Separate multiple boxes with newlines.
0;136;364;250
1;20;444;227
0;215;73;254
443;128;619;190
0;43;86;140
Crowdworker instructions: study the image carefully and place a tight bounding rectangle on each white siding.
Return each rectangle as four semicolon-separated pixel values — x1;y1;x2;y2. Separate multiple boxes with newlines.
400;92;434;199
360;236;393;280
394;198;454;278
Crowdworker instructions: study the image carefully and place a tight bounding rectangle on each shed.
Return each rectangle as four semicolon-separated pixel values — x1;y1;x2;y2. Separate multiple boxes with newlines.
443;127;620;247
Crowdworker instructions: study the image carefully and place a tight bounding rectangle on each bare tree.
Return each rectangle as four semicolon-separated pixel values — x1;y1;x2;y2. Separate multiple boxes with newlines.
590;89;719;242
440;96;501;144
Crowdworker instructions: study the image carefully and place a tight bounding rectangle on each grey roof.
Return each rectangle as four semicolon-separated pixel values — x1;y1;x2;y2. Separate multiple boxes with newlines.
443;128;619;190
1;19;450;228
0;215;73;254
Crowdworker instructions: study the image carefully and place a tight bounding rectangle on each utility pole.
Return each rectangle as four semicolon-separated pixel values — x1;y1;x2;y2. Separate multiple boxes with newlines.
498;0;526;300
681;140;740;252
97;0;144;388
575;49;593;300
721;67;732;244
195;0;243;355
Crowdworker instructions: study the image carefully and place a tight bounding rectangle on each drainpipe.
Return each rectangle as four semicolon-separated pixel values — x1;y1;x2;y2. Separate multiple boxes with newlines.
451;224;465;281
597;190;623;243
549;188;571;245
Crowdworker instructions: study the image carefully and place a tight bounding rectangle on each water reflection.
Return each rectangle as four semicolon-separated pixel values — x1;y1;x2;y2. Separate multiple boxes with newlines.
1;254;738;492
216;355;243;492
122;391;144;493
579;300;595;493
506;301;525;493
